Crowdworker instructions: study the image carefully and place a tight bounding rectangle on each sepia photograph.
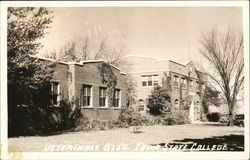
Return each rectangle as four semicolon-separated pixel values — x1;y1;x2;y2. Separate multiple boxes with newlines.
0;1;249;160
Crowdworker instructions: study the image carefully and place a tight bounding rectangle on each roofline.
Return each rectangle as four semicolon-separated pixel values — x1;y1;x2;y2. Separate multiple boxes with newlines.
30;55;126;74
122;55;190;67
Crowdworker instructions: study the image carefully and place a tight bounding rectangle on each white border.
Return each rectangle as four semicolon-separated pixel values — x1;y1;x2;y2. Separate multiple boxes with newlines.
1;1;249;160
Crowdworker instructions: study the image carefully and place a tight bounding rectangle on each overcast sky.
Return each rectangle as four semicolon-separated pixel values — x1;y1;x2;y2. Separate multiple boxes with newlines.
39;7;243;64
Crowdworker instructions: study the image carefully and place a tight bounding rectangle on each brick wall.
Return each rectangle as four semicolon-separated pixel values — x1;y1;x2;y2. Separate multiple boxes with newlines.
50;61;126;121
73;62;126;121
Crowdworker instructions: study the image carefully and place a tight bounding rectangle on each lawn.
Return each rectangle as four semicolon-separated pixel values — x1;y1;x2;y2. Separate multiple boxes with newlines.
8;123;244;152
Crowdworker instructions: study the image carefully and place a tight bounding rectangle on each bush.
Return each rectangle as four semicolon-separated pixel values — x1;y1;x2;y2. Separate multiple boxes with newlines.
207;112;221;122
147;86;171;116
8;100;87;136
162;110;190;125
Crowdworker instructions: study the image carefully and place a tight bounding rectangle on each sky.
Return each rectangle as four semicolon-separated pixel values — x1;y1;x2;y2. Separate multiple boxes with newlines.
38;7;243;64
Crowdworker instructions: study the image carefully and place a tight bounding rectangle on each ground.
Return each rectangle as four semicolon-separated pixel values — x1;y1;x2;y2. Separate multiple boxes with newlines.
8;122;244;152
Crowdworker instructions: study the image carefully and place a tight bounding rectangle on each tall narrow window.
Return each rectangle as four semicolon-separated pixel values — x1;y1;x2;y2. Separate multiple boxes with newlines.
113;89;120;107
51;82;59;106
81;85;92;107
190;80;193;87
174;76;179;87
147;75;152;86
153;75;159;86
196;81;199;90
142;75;147;86
181;78;186;89
174;99;179;111
99;87;107;107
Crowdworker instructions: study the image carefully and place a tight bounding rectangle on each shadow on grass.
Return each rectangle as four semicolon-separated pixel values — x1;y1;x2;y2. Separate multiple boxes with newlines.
151;134;244;151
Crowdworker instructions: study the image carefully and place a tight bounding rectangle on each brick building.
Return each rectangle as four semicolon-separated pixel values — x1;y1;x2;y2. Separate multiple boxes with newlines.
121;55;207;122
38;57;127;121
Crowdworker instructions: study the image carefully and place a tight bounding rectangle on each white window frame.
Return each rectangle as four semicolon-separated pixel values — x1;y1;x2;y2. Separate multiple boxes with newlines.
51;82;60;107
80;84;93;108
99;87;108;108
141;74;159;87
113;89;121;108
142;75;147;86
153;74;159;86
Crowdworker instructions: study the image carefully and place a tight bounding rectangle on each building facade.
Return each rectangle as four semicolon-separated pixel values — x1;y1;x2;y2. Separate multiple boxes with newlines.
39;57;127;121
121;55;207;122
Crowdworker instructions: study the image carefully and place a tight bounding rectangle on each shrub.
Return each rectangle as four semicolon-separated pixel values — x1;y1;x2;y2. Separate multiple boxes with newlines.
162;110;190;125
147;86;171;116
117;107;148;127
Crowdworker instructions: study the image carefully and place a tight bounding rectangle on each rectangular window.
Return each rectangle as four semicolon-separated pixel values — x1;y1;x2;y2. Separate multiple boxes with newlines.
153;75;159;86
99;87;107;107
142;75;147;86
190;80;193;87
80;85;92;107
196;81;199;90
141;74;158;87
113;89;121;107
51;82;59;106
174;76;179;87
181;78;186;89
147;75;152;86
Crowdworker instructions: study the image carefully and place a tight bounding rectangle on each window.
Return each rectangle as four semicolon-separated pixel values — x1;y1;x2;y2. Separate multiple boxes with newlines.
153;75;159;86
99;87;107;107
148;75;152;86
138;99;145;111
80;85;92;107
113;89;121;107
181;78;186;89
174;76;179;87
174;99;179;111
190;80;193;87
196;81;199;90
51;82;59;106
141;74;158;87
142;75;147;86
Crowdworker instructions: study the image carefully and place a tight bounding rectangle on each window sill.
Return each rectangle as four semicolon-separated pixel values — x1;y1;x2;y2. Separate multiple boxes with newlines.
112;107;122;110
80;106;94;109
98;107;109;109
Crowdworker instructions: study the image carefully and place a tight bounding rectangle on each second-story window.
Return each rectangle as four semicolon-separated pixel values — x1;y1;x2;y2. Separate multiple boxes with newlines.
174;76;179;87
181;78;186;89
141;74;158;87
190;80;193;87
147;75;152;86
153;75;158;86
196;81;199;90
142;75;147;86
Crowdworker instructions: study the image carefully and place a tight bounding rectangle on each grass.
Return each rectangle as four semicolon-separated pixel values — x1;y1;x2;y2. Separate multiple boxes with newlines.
8;123;244;152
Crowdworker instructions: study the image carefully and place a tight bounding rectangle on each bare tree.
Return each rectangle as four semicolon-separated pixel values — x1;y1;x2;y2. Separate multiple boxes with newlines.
45;35;126;66
199;28;244;126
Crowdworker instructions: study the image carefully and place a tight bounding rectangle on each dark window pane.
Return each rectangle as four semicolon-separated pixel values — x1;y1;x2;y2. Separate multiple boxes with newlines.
142;81;147;86
148;81;152;86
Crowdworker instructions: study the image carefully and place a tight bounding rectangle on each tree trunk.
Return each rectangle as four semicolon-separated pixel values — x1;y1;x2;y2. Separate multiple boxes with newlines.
228;113;234;126
228;103;234;126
